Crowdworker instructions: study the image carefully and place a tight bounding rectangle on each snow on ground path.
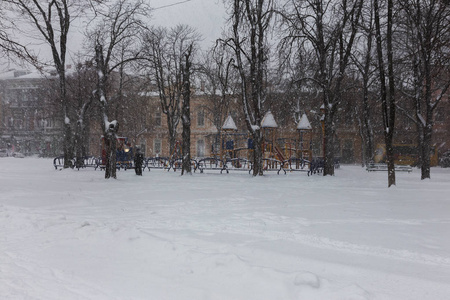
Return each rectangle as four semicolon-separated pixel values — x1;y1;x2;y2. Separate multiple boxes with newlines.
1;157;450;299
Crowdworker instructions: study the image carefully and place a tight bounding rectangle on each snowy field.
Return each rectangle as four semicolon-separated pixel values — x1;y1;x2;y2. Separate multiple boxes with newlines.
1;157;450;300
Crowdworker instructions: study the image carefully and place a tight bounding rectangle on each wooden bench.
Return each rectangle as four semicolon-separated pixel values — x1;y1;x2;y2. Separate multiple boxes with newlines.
53;156;75;169
366;163;413;173
224;158;253;174
74;156;100;170
281;158;312;175
146;157;171;171
263;158;285;174
170;158;198;172
197;157;225;173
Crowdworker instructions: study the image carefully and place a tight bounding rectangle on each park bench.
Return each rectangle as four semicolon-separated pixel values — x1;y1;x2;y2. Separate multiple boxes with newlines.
146;157;171;171
223;157;253;174
281;158;312;175
309;158;324;175
170;158;198;172
366;163;413;173
263;158;285;174
53;156;75;169
74;156;100;170
197;157;226;173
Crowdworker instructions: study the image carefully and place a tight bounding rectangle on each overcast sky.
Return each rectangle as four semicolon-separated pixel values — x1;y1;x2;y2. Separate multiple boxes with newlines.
1;0;228;72
149;0;227;48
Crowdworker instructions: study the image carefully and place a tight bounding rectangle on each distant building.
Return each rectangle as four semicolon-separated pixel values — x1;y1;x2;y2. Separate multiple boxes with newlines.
0;69;62;156
2;68;448;165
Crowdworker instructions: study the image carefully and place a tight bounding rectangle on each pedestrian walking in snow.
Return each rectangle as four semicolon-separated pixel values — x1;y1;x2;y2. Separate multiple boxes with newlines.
134;147;144;176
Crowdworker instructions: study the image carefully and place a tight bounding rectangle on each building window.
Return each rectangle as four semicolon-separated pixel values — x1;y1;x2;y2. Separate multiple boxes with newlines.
139;140;146;156
154;139;161;155
197;110;205;127
14;119;23;129
45;118;53;128
155;111;161;127
344;139;353;149
197;139;205;157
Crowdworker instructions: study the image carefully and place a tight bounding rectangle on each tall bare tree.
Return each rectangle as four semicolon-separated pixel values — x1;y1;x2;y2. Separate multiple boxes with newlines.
181;44;194;175
66;60;97;168
141;25;200;158
397;0;450;180
352;0;377;166
0;3;37;65
374;0;397;187
88;0;147;179
2;0;83;167
282;0;363;176
222;0;275;176
198;45;238;154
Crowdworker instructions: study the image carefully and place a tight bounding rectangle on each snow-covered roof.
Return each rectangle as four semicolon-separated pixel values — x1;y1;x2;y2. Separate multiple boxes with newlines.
0;68;59;80
0;70;29;80
261;111;278;128
297;113;312;130
222;115;237;131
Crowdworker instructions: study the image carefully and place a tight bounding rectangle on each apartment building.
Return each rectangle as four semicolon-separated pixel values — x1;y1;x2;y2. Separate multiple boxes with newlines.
0;69;62;156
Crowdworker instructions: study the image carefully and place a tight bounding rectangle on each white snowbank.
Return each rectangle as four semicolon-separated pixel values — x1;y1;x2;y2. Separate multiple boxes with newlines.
1;157;450;299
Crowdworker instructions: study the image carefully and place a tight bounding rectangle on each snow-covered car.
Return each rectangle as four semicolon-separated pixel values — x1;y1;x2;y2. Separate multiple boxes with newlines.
439;151;450;168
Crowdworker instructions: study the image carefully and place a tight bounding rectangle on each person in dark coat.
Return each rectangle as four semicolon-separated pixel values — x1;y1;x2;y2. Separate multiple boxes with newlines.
134;146;144;175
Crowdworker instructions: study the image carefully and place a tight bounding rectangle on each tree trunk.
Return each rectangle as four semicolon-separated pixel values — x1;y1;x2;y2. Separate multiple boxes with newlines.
362;78;374;165
374;0;396;187
181;48;192;175
252;132;264;176
63;122;73;168
323;112;335;176
104;128;118;179
168;122;177;159
74;121;84;168
95;43;119;179
59;72;73;169
421;125;432;179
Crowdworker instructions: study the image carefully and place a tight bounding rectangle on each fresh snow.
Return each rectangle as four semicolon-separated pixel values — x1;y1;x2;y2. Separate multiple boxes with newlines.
1;157;450;300
261;111;278;128
297;113;312;130
222;115;238;131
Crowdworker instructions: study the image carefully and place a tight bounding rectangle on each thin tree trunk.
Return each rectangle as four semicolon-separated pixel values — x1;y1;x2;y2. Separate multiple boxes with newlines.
181;47;193;175
95;43;119;179
374;0;396;187
252;132;264;176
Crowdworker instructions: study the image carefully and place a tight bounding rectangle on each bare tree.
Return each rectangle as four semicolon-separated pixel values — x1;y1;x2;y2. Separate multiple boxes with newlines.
0;3;38;65
277;34;317;127
141;25;200;158
88;0;148;179
282;0;363;176
397;0;450;180
222;0;275;176
66;60;97;167
198;45;238;154
351;0;377;166
2;0;87;167
374;0;397;187
181;44;194;175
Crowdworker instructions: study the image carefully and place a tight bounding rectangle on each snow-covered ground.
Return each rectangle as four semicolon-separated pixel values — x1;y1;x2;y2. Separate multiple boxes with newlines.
1;157;450;300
